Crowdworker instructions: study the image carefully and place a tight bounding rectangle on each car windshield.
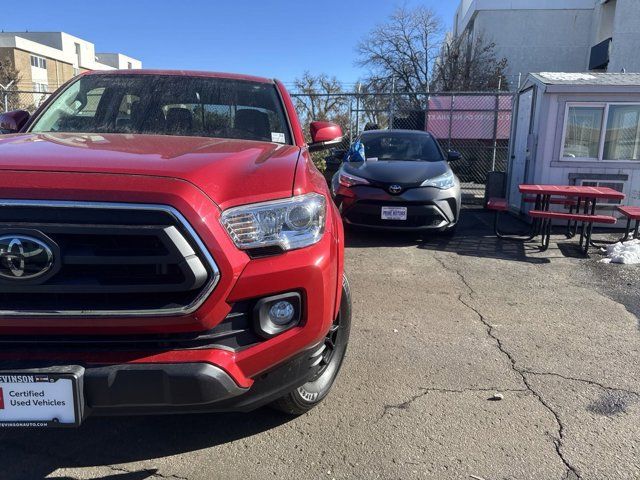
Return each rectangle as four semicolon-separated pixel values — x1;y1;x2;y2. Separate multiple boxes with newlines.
354;131;443;161
29;74;292;144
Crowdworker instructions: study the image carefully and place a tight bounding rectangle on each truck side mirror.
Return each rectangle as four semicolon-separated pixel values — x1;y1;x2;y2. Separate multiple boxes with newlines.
309;121;343;152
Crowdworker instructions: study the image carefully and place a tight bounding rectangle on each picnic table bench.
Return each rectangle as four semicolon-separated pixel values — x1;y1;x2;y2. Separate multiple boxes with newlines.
618;206;640;241
487;184;625;254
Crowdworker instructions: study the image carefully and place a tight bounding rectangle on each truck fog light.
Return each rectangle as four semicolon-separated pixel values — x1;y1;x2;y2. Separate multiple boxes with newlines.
253;292;302;338
269;301;295;325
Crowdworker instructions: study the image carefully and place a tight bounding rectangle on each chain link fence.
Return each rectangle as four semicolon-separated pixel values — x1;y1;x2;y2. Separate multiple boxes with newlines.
292;90;514;203
2;88;514;203
0;89;50;114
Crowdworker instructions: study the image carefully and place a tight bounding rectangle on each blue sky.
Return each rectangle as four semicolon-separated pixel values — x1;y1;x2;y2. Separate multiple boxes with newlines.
2;0;458;84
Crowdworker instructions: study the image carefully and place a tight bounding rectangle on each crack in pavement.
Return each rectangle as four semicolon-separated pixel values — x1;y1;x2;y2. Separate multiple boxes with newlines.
104;464;189;480
522;370;640;399
380;386;529;419
432;254;582;480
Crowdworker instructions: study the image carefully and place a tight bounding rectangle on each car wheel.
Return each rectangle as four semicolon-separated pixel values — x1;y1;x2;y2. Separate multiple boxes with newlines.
270;274;352;415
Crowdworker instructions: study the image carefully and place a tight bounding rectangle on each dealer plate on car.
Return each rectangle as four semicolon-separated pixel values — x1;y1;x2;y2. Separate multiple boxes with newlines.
381;206;408;221
0;373;80;427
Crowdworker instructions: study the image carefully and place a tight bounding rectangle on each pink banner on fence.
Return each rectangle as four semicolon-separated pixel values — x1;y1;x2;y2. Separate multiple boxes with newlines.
425;95;513;141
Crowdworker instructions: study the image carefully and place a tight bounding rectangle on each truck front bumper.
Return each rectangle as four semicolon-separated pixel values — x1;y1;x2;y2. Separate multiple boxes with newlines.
1;344;322;422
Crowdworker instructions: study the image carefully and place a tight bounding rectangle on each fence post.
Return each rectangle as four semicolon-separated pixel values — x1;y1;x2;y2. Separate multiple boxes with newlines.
348;98;353;140
388;78;396;130
447;94;454;151
424;93;430;131
491;93;500;171
0;81;15;113
355;82;361;134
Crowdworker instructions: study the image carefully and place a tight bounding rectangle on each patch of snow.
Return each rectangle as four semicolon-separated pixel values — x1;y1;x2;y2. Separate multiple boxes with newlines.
601;239;640;265
539;72;597;81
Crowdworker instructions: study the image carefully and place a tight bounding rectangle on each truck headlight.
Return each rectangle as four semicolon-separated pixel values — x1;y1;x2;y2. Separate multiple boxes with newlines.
221;193;326;251
421;170;457;190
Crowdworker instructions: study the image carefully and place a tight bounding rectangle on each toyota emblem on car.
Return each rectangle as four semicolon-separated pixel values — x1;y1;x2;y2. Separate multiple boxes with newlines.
388;184;403;194
0;235;54;280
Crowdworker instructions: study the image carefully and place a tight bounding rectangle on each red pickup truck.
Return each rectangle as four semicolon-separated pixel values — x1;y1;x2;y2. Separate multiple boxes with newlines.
0;70;350;426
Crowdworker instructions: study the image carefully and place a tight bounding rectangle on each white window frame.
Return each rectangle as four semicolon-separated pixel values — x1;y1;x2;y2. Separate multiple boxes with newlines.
30;55;47;70
560;101;640;163
601;102;640;162
560;102;606;162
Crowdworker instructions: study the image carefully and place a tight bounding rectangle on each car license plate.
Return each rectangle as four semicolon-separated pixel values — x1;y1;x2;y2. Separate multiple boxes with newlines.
381;207;407;221
0;373;80;427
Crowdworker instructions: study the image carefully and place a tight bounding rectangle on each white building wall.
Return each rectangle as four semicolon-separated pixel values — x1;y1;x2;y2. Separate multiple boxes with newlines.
95;53;142;70
455;0;640;83
0;32;141;72
607;0;640;73
471;9;595;82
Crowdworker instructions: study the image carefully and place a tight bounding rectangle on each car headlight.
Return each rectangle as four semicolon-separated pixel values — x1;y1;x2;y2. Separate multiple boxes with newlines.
221;193;326;251
421;170;457;190
339;172;370;187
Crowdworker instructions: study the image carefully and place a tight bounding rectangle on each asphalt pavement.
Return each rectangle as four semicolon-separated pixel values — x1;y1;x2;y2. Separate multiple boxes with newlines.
1;207;638;480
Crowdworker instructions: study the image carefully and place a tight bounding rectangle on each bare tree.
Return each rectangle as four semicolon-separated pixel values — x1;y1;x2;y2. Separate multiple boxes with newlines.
431;32;509;92
0;59;23;111
292;72;350;124
356;5;443;96
292;72;351;171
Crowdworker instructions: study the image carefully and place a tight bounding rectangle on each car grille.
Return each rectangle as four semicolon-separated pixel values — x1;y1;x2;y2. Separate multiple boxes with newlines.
345;200;448;228
0;301;260;352
0;200;219;316
346;212;445;228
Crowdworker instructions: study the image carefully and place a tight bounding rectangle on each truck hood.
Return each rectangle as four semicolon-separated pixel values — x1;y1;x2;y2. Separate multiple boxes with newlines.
0;132;301;209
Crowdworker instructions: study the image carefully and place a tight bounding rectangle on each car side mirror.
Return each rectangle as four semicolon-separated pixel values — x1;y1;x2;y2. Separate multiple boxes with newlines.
447;150;462;162
0;110;30;134
309;121;343;152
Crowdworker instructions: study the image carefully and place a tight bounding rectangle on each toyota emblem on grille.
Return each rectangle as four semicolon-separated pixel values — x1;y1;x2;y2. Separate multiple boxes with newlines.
0;235;54;280
388;185;403;194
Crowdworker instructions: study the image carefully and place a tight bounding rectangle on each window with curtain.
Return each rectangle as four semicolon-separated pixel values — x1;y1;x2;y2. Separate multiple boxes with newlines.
603;105;640;161
562;106;604;159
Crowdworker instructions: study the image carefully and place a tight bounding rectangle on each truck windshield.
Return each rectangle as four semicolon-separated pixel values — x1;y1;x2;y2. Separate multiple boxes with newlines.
30;74;292;144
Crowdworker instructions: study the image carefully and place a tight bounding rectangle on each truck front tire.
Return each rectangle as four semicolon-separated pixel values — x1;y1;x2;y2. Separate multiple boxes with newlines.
271;274;352;415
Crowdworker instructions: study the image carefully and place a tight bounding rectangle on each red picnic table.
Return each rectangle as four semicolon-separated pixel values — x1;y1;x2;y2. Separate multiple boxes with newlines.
487;185;625;254
519;184;625;253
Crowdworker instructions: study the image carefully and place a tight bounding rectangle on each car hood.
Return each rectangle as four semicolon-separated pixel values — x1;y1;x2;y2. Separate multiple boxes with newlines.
342;160;450;186
0;132;301;209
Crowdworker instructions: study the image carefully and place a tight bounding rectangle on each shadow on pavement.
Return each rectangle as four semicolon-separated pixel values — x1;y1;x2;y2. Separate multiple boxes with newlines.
346;207;551;264
0;408;294;480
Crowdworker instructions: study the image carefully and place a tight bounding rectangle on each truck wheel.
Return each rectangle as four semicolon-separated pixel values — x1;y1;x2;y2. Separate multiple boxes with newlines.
271;274;352;415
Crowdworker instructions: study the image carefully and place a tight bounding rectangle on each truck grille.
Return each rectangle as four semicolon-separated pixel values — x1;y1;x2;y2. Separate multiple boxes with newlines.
0;301;260;352
0;200;219;316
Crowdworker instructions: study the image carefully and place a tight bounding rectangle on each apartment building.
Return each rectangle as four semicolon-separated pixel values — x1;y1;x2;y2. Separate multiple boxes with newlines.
453;0;640;87
0;31;142;95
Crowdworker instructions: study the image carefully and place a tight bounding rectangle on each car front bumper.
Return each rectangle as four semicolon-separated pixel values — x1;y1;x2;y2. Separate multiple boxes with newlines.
334;183;461;231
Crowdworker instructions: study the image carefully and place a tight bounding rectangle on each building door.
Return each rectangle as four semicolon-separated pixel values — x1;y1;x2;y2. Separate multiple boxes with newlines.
508;88;534;209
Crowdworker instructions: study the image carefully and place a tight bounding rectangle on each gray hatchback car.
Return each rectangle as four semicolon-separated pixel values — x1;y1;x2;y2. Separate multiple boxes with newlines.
331;130;461;233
